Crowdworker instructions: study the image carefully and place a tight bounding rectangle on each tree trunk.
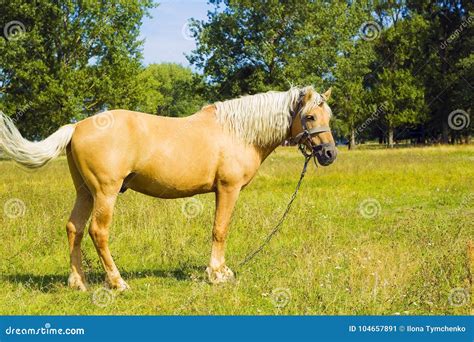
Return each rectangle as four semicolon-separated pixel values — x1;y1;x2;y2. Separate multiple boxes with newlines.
388;127;394;148
441;120;449;144
349;128;356;150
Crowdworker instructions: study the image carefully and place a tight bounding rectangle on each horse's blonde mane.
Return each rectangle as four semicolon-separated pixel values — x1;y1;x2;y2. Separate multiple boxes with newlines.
214;86;328;146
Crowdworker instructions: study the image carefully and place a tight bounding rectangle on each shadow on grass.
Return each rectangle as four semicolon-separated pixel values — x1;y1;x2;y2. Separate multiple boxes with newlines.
0;265;205;293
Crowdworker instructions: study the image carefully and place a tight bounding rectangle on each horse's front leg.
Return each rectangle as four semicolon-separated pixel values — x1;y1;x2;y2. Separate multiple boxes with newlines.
206;186;240;284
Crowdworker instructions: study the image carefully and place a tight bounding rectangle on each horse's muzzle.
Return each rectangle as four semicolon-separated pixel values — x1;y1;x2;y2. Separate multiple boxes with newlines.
313;143;337;166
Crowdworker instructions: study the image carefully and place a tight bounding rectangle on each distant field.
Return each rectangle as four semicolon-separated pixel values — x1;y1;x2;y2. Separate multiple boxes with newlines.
0;145;472;315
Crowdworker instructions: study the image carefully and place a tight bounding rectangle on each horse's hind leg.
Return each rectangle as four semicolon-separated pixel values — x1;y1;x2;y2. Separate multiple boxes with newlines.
66;189;93;291
89;190;129;291
66;152;93;291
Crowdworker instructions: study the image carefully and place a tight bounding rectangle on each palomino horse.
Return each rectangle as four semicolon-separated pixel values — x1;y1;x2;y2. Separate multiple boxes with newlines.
0;86;336;291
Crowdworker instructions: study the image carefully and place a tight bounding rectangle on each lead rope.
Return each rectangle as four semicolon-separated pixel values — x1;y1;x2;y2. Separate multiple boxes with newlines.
237;152;313;269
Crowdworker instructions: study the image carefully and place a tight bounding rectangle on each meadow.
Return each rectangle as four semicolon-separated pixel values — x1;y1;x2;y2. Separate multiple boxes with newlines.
0;145;472;315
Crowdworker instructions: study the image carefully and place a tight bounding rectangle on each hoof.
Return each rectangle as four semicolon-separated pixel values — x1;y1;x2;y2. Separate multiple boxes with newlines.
206;265;235;284
68;273;87;292
106;277;130;292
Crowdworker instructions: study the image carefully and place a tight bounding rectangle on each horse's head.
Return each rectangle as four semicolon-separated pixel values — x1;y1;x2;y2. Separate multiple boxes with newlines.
290;87;337;166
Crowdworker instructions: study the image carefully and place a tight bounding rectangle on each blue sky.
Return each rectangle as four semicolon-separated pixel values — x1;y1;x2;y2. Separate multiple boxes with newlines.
139;0;212;67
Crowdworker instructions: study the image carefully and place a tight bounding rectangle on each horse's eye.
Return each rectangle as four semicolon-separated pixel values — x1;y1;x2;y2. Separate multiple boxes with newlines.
306;115;315;121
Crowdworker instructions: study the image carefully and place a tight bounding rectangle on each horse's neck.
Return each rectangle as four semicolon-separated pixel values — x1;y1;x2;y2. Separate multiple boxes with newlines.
254;140;283;163
191;105;284;163
253;124;292;162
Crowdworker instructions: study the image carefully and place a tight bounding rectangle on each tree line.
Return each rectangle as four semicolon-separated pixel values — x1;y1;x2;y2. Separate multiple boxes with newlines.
189;0;472;148
1;0;472;148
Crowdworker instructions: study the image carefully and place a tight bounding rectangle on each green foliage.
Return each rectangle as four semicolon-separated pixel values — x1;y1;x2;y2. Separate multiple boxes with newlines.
371;15;429;130
188;0;297;99
189;0;366;99
191;0;472;146
0;0;156;138
0;0;471;144
409;0;474;141
330;8;377;140
137;63;205;117
373;68;426;127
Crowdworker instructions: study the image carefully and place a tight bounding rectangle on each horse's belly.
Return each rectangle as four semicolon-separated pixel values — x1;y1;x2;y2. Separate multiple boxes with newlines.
125;172;215;199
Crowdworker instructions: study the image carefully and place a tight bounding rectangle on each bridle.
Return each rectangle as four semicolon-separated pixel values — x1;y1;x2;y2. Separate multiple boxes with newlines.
289;93;333;161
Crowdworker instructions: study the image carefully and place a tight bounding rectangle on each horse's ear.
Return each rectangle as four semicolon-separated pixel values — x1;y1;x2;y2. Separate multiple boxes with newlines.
322;87;332;101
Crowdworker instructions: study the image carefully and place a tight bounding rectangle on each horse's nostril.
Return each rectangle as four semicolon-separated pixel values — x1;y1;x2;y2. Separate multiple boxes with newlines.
326;150;333;159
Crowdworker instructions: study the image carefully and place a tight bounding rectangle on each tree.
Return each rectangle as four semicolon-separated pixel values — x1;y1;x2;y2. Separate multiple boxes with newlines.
0;0;155;139
333;42;375;149
189;1;378;100
188;0;306;100
328;2;376;149
370;10;428;147
136;63;205;116
372;68;426;147
407;0;473;144
189;0;369;99
452;54;473;143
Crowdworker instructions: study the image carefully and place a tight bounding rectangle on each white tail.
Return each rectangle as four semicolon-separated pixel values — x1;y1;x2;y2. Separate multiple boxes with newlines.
0;111;75;169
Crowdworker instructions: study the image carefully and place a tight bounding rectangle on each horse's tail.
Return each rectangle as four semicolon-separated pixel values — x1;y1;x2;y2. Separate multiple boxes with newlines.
0;111;75;169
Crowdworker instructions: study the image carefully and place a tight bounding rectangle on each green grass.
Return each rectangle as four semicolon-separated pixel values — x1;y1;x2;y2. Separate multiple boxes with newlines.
0;145;473;315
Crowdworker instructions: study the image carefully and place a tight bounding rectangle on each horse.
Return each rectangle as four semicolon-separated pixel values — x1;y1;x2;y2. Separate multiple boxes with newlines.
0;86;337;291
